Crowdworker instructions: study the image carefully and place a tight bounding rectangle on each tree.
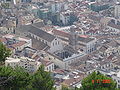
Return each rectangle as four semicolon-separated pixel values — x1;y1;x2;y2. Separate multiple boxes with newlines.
69;15;78;25
10;67;30;89
62;85;70;90
29;65;55;90
80;71;117;90
0;66;30;90
90;0;95;2
1;3;10;9
0;65;55;90
0;42;11;63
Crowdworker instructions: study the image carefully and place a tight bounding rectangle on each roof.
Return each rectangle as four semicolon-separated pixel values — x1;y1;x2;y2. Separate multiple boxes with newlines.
12;41;26;48
77;36;95;43
42;60;53;66
17;24;31;33
0;38;7;43
99;60;110;66
53;29;70;38
33;21;45;29
107;40;120;47
62;77;83;87
108;22;120;30
78;65;95;73
28;25;56;42
6;57;20;63
31;37;49;50
53;69;66;74
113;59;120;66
64;45;78;54
88;15;101;22
99;45;108;52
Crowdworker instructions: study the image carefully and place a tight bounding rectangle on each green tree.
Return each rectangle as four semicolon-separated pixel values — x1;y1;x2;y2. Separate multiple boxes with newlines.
62;85;70;90
0;42;11;63
0;66;30;90
0;65;55;90
1;3;10;9
90;0;95;2
10;67;30;89
0;66;15;90
29;65;55;90
68;15;78;25
80;71;117;90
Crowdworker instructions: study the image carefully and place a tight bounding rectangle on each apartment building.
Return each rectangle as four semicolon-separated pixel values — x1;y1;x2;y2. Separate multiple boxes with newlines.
5;57;41;73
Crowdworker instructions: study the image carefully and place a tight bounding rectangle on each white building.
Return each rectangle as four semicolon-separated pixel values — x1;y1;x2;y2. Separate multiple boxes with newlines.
2;34;32;52
114;2;120;18
47;51;86;70
77;36;97;54
28;25;63;53
112;71;120;88
107;22;120;34
5;57;41;73
3;34;32;47
60;11;71;25
53;26;97;54
43;60;55;72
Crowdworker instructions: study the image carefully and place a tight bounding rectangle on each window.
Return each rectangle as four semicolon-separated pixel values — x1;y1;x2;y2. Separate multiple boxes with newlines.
53;43;54;46
52;65;54;70
8;63;10;66
118;80;120;83
118;85;120;88
49;66;51;71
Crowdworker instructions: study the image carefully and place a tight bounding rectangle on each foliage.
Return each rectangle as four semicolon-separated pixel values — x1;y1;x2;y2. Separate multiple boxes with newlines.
50;14;78;26
0;42;11;63
89;4;109;12
90;0;95;2
0;66;30;90
1;3;10;9
80;71;117;90
68;15;78;25
10;67;30;89
62;85;78;90
62;85;70;90
28;65;55;90
0;65;54;90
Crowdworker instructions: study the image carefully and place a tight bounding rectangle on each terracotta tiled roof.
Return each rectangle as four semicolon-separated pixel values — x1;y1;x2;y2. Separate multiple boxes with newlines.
12;41;26;48
52;29;70;38
62;77;83;87
42;60;53;66
0;38;7;43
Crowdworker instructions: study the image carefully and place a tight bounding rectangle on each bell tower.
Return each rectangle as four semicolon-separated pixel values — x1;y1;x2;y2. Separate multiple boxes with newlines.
69;25;77;50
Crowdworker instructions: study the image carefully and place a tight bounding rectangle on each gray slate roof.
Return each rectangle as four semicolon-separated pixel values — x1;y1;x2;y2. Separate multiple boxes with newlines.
31;37;50;51
108;22;120;30
29;25;55;42
33;22;45;28
18;24;55;42
77;36;94;43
